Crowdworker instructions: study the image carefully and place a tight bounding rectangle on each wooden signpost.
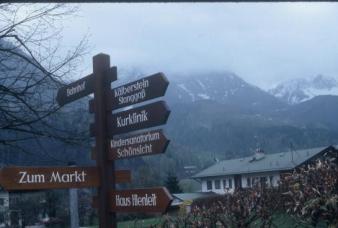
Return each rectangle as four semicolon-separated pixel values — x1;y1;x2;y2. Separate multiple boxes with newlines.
0;53;171;228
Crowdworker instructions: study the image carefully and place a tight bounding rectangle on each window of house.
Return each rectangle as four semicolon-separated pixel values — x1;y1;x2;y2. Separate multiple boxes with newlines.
223;179;227;188
215;179;220;189
246;177;251;187
0;198;4;206
260;176;267;186
207;180;212;190
269;176;274;186
229;179;232;188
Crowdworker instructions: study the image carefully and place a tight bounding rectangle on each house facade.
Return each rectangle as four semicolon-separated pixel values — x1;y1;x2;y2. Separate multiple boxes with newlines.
193;145;337;194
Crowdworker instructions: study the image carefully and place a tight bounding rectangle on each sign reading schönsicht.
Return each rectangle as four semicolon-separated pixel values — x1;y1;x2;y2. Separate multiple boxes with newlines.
109;129;169;160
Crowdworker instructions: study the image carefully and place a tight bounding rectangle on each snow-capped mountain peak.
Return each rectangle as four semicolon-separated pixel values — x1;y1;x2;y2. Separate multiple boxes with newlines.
268;75;338;105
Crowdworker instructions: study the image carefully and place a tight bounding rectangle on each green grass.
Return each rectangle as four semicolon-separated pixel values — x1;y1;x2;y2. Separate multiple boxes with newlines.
118;217;162;228
86;217;162;228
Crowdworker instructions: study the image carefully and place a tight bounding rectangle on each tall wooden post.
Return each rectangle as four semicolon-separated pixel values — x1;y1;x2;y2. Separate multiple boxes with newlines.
93;54;117;228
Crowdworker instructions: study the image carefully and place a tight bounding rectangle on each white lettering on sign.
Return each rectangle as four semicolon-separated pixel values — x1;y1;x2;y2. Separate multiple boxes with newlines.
18;171;87;184
19;171;45;184
118;89;146;105
114;79;149;99
116;110;148;128
115;193;157;207
66;81;86;97
116;194;131;207
111;132;160;148
117;144;153;158
49;171;87;183
132;194;157;206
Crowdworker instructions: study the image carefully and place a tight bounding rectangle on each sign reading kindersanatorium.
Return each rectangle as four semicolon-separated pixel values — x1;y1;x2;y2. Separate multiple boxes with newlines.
0;167;131;190
110;73;169;110
108;101;170;135
108;130;170;160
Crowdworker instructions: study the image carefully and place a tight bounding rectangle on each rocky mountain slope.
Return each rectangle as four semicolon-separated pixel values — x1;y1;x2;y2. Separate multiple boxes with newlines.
268;75;338;105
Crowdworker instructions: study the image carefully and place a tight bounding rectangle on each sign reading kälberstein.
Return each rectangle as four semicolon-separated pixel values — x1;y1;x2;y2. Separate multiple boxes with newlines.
110;72;169;110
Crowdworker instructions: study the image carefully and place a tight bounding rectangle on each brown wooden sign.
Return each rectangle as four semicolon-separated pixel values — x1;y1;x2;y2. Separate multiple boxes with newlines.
0;167;131;191
56;74;94;106
56;67;117;106
109;129;170;160
93;187;173;213
107;101;170;136
110;72;169;110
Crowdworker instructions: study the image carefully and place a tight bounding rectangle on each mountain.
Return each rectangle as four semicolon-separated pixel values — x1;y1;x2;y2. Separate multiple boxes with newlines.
166;71;286;115
274;95;338;129
268;75;338;105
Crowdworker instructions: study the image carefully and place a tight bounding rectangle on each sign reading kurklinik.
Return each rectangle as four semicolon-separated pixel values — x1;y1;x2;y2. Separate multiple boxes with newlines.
108;101;170;135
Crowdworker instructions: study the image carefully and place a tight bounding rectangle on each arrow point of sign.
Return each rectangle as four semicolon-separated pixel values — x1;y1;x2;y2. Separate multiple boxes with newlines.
160;101;171;124
163;139;170;155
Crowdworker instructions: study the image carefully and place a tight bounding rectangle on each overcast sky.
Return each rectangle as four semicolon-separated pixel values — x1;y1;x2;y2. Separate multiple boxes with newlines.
62;3;338;89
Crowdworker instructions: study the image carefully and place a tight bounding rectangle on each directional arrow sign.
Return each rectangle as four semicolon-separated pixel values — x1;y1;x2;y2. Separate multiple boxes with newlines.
56;74;94;106
108;101;170;136
93;187;173;213
109;129;170;160
0;167;131;191
110;72;169;110
56;67;117;106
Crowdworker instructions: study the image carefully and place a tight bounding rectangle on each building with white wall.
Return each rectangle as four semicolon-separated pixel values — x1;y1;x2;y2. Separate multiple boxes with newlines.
193;145;337;194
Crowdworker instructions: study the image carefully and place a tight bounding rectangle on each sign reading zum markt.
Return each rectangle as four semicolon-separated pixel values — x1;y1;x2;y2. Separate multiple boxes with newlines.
107;101;170;136
0;167;131;191
108;129;170;160
93;187;173;213
110;72;169;110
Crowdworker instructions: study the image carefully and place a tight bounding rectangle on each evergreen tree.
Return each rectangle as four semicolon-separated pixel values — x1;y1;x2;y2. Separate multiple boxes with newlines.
165;172;182;194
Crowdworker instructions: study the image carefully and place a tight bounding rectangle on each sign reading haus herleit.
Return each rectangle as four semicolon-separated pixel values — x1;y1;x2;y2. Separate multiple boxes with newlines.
93;187;173;213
